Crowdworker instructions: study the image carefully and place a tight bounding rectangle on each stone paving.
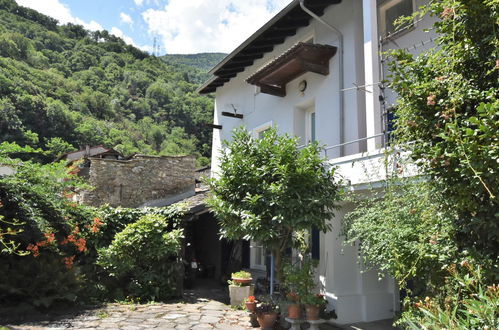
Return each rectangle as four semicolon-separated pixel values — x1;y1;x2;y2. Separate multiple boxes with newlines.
1;282;255;330
3;300;253;329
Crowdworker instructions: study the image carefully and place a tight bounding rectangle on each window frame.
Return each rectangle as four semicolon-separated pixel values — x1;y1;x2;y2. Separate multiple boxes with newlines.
377;0;416;39
253;121;273;139
305;107;316;144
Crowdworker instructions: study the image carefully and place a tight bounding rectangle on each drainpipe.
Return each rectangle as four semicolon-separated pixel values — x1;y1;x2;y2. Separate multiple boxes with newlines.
299;0;345;156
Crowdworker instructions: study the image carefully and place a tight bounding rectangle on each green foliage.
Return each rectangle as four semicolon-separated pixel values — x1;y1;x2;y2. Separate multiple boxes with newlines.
207;127;341;280
0;146;95;308
160;53;226;83
344;180;459;291
346;0;498;326
301;293;327;307
97;213;185;301
92;203;187;250
399;263;499;329
282;259;318;301
0;0;217;161
231;270;252;279
387;0;498;257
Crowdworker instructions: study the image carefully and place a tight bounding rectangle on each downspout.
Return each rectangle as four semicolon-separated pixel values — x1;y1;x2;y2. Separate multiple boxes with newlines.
299;0;345;156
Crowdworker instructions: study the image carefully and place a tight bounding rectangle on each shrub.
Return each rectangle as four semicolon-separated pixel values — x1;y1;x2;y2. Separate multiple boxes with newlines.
97;213;184;301
399;263;499;329
0;144;95;309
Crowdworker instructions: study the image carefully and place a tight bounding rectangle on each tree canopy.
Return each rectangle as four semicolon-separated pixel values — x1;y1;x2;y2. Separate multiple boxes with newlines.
207;127;341;279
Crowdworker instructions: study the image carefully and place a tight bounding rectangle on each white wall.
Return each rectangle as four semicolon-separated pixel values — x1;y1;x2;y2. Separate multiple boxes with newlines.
211;0;367;174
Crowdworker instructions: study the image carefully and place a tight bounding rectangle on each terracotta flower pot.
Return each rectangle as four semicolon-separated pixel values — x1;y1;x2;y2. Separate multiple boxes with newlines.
305;305;320;320
232;277;253;285
257;312;277;329
246;301;257;313
287;303;301;319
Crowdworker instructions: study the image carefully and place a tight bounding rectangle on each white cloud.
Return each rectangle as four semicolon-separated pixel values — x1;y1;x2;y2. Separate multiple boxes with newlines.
142;0;292;54
110;27;136;46
15;0;103;31
134;0;145;6
120;12;134;25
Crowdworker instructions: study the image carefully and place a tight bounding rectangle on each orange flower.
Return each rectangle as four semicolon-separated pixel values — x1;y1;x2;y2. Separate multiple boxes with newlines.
36;240;48;247
63;255;76;269
75;238;87;252
44;232;55;244
27;244;40;257
441;7;454;19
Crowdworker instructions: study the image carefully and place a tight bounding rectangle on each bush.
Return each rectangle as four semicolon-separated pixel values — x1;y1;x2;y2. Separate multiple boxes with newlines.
399;263;499;329
0;144;96;309
97;214;184;301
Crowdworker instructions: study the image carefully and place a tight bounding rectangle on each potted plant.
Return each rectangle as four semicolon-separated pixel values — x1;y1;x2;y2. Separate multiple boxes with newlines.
255;297;279;329
245;295;257;313
302;293;327;320
228;270;254;306
231;270;253;286
286;291;301;319
282;259;318;320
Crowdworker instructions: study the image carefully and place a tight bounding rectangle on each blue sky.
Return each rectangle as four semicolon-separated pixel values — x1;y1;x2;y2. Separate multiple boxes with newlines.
15;0;292;54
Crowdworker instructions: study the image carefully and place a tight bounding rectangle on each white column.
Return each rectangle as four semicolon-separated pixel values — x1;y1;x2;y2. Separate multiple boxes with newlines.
363;0;382;151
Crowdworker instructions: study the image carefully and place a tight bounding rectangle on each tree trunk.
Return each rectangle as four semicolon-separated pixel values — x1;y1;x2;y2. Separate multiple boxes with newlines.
274;247;283;285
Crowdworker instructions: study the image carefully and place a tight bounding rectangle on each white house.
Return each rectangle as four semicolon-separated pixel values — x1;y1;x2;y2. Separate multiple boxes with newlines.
199;0;436;324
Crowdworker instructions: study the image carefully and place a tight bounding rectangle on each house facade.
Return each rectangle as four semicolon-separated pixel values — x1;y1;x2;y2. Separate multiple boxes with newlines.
199;0;436;324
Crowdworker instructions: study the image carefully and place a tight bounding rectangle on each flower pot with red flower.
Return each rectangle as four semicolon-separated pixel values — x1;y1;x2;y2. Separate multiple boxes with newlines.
286;292;301;319
245;295;257;313
302;293;327;320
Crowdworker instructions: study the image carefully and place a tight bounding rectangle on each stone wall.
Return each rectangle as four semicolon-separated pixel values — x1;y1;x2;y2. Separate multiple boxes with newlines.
80;155;196;208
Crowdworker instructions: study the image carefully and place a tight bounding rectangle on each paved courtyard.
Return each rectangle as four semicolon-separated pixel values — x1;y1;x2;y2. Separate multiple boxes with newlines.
1;281;392;330
1;282;255;330
3;300;253;330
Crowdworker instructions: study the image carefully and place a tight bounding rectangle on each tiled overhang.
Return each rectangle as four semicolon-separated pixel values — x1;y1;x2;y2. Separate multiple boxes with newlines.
197;0;342;94
246;42;337;97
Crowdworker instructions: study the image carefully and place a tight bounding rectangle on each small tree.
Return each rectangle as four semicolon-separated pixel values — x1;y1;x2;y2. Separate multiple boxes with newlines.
207;127;340;281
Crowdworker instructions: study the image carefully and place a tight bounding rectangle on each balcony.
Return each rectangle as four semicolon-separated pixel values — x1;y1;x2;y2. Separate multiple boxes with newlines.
246;42;337;97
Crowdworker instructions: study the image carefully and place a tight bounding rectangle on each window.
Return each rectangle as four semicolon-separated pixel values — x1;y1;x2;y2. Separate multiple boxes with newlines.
250;240;266;270
305;107;316;144
378;0;414;37
253;121;273;139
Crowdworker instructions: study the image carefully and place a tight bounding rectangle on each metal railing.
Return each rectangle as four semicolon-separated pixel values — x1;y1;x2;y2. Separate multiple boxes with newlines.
323;133;385;159
297;133;387;160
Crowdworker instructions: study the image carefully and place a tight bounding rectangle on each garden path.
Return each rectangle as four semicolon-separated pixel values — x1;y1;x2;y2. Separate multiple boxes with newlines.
2;281;253;330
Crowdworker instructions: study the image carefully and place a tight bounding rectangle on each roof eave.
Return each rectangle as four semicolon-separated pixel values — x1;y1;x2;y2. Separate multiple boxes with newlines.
207;0;300;76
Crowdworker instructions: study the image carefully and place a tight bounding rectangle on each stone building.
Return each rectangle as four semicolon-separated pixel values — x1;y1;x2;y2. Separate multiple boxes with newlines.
79;154;196;208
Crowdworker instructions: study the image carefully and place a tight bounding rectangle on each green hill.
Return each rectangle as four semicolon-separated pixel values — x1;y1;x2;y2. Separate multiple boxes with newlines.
0;0;219;165
161;53;226;84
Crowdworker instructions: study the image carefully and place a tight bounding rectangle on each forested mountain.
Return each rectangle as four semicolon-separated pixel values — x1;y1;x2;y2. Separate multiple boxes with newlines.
161;53;226;83
0;0;223;165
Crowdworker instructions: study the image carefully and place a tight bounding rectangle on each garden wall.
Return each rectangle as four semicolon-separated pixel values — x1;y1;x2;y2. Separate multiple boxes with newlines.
80;155;196;208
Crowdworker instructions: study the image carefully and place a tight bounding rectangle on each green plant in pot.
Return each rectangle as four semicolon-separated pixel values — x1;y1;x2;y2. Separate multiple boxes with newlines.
286;291;301;319
302;293;327;320
282;259;318;319
230;270;252;286
255;297;280;329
